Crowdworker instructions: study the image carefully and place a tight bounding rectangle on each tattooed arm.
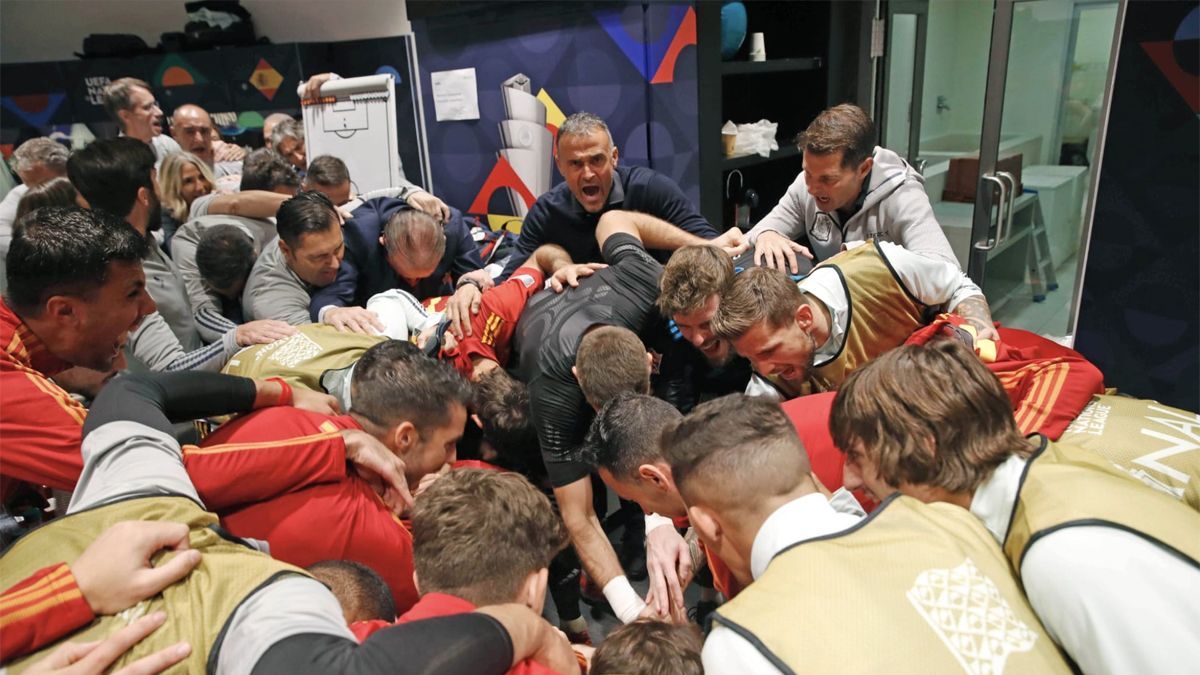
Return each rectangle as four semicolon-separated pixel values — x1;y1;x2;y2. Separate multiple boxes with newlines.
877;241;998;341
952;295;999;341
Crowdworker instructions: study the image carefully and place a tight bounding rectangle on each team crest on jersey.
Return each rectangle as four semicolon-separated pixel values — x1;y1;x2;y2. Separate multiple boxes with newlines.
649;349;663;375
811;213;834;242
514;274;536;288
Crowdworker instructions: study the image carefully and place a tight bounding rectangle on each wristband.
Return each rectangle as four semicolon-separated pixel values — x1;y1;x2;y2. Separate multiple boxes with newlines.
645;513;675;534
456;276;483;292
265;377;293;407
602;575;646;624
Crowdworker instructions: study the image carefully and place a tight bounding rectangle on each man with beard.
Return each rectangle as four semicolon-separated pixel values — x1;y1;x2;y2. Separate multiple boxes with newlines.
712;241;992;395
68;138;284;372
0;207;155;497
242;191;353;327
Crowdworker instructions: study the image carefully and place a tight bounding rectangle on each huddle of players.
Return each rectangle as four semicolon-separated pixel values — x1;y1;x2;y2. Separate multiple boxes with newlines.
216;187;1199;674
5;102;1197;674
218;176;1199;674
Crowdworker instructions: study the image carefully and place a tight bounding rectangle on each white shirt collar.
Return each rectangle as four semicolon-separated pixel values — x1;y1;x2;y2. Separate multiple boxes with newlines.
797;268;849;362
969;454;1028;543
749;492;862;580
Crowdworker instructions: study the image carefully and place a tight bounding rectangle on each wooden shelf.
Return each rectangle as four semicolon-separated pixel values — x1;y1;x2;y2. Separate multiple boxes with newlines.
722;145;801;171
720;57;823;76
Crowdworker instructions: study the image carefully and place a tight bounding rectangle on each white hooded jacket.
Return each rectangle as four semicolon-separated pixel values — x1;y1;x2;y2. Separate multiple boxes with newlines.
746;146;959;267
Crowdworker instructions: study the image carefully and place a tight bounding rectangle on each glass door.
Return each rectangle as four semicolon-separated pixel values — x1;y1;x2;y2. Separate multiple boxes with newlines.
881;1;929;164
969;0;1122;339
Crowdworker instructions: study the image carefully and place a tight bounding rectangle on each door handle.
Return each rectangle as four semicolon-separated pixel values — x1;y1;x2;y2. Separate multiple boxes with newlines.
974;175;1007;252
995;171;1017;243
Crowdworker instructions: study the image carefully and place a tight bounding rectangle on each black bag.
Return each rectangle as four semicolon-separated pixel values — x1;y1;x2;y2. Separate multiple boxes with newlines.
76;34;153;59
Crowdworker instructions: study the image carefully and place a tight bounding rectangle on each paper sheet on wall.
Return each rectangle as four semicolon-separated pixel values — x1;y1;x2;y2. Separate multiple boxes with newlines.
431;68;480;121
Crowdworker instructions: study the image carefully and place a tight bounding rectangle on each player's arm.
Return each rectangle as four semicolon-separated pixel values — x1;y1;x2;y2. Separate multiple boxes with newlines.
525;243;573;277
554;476;647;624
596;210;746;255
525;244;607;293
951;295;998;341
881;241;998;341
204;191;291;220
532;376;648;623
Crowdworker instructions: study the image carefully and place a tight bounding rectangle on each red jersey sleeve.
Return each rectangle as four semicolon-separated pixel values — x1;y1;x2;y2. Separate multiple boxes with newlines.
992;328;1104;440
183;408;350;511
0;366;86;492
0;563;94;662
459;266;545;366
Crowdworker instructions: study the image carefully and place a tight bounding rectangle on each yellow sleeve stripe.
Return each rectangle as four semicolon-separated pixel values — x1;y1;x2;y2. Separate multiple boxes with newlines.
24;372;86;426
183;430;342;456
0;565;73;611
1013;361;1070;434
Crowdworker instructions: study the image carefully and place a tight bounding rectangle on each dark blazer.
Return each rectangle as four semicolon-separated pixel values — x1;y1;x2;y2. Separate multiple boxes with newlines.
308;198;482;320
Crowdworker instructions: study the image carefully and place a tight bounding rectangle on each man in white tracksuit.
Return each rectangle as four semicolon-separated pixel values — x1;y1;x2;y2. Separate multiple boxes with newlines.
746;103;959;270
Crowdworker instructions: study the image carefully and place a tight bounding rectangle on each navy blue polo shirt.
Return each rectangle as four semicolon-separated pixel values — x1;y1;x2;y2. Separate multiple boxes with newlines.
497;165;716;280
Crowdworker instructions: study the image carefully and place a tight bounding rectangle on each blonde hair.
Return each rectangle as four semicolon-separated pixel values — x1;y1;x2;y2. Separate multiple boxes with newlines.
158;152;215;221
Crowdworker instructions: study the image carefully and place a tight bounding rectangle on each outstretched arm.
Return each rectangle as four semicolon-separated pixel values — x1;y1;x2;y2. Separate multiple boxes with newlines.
203;190;290;220
596;210;747;256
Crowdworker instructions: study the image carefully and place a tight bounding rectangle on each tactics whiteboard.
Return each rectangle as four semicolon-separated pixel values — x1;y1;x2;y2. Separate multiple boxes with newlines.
301;74;400;194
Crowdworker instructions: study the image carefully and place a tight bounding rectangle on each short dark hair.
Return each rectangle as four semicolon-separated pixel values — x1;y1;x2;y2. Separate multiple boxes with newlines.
412;468;568;606
472;368;539;466
5;206;148;316
351;342;472;434
67;137;155;218
196;225;256;293
591;620;703;675
661;394;812;512
275;191;338;249
305;155;351;187
583;392;680;478
307;560;396;624
575;326;650;409
796;103;876;168
15;177;79;221
240;148;300;193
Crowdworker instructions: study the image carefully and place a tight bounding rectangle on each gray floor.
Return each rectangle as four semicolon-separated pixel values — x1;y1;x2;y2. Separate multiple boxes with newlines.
991;254;1080;340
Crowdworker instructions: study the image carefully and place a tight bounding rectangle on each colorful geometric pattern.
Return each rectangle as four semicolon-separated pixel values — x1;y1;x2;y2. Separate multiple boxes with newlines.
594;5;697;84
249;58;284;101
537;88;566;138
1140;6;1200;113
468;155;538;233
1;93;67;128
156;54;208;88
